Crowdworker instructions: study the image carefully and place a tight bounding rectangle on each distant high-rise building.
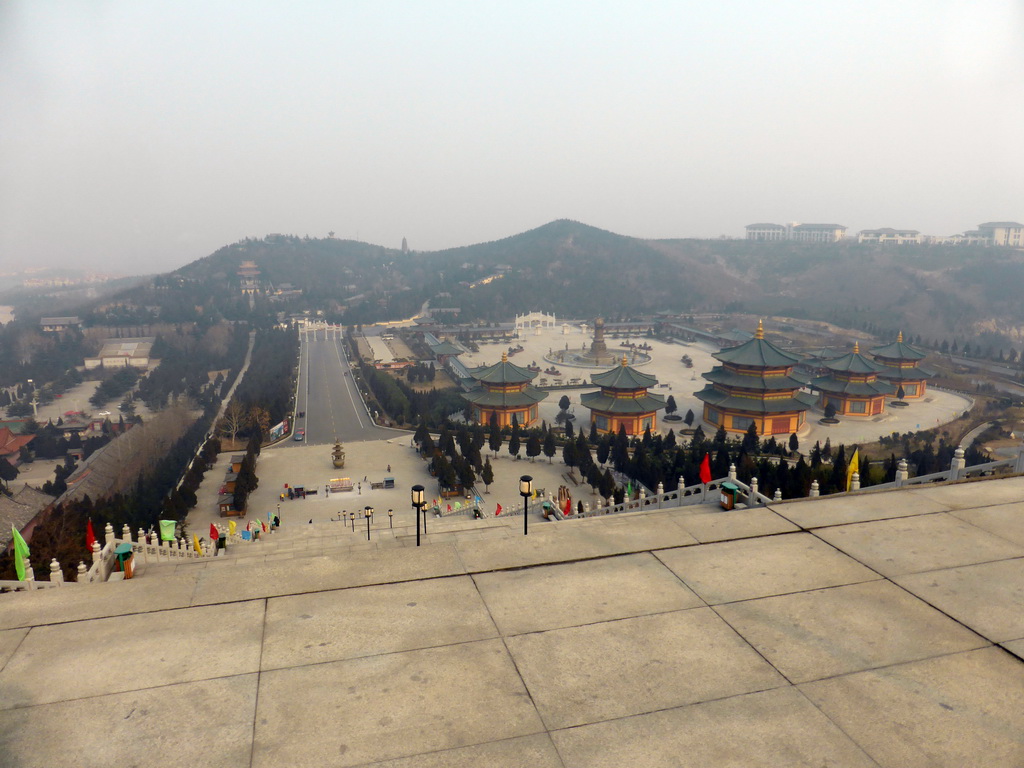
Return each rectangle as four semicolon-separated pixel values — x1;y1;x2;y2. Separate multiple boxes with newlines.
401;237;409;253
976;222;1024;247
745;223;787;241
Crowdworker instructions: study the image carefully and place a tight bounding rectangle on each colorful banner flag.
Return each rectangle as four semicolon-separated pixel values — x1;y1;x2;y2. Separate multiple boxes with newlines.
86;519;96;551
228;520;237;536
846;449;860;492
563;497;572;516
159;520;176;542
625;481;632;499
209;523;219;541
495;503;502;516
192;534;202;554
10;526;30;581
699;453;712;485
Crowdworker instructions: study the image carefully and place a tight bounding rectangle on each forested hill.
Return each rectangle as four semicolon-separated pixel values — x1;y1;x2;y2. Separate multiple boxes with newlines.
76;220;1024;347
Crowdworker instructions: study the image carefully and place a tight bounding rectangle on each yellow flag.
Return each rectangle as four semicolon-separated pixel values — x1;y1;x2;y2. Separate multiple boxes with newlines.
846;449;860;492
228;520;237;536
193;534;203;554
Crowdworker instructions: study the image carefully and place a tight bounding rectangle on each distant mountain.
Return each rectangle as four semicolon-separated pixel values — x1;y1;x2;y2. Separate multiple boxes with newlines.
44;220;1024;347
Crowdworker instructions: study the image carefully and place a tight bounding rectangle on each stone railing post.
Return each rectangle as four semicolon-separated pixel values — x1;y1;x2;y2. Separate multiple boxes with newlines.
122;524;132;542
583;502;590;514
851;472;860;491
895;459;909;487
749;477;759;504
950;447;966;481
728;463;737;481
773;488;782;502
104;523;115;545
677;476;685;492
77;561;88;582
809;480;820;498
49;558;64;585
91;540;102;563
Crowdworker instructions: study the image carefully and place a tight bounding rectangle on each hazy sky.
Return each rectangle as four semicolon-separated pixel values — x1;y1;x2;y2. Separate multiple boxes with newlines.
2;1;1022;275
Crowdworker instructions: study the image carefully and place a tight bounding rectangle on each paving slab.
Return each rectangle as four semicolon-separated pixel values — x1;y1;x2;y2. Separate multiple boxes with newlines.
770;490;948;528
455;517;698;572
189;543;466;605
473;553;703;635
505;608;784;730
550;687;877;768
895;558;1024;643
1003;638;1024;658
252;639;544;768
0;571;200;630
800;647;1024;768
353;733;563;768
905;476;1024;511
949;501;1024;547
655;533;880;604
0;627;28;673
0;674;258;768
261;576;498;669
0;600;265;709
814;513;1024;577
668;506;799;543
715;580;987;684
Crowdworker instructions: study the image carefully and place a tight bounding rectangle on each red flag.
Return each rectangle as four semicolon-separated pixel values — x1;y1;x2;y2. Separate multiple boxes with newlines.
209;523;219;541
563;497;572;516
86;519;96;550
447;504;452;513
261;519;268;532
495;503;502;516
699;453;712;485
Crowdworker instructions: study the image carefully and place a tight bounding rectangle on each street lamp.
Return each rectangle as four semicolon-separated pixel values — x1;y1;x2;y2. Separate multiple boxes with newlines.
388;508;393;528
411;485;425;547
349;510;355;531
520;475;533;536
364;506;373;541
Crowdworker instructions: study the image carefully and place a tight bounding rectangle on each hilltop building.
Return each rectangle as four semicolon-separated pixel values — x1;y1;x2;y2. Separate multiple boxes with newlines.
810;342;894;417
745;223;847;243
976;221;1024;247
870;332;935;400
581;356;665;435
83;337;155;370
857;228;922;245
695;320;815;435
462;352;547;428
38;316;81;333
238;260;261;294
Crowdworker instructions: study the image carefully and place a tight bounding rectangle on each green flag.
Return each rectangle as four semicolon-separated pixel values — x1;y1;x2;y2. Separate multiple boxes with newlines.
11;526;30;581
626;481;632;498
159;520;177;542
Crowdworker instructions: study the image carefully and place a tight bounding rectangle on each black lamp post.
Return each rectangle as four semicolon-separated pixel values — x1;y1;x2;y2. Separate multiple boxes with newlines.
388;509;393;528
520;475;533;536
364;506;373;541
411;485;425;547
349;510;355;531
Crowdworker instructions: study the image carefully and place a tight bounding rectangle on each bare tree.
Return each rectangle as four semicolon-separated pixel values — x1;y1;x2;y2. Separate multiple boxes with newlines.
219;400;246;445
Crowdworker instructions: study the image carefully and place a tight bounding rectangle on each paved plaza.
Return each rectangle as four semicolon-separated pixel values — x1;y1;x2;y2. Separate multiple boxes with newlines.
4;476;1024;766
457;325;972;446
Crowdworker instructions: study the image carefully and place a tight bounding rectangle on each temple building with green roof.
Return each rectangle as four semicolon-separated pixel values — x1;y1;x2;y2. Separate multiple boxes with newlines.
462;351;547;428
581;356;666;435
695;320;816;435
870;332;935;400
810;342;895;417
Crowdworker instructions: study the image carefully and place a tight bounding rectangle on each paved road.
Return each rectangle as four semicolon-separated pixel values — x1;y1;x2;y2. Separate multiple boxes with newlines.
292;326;391;446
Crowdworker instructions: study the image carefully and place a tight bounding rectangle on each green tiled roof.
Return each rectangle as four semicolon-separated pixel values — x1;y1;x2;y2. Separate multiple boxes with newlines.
714;337;801;368
467;356;538;384
820;350;889;374
810;376;895;396
876;364;936;381
462;385;547;408
580;391;666;414
695;385;816;414
870;337;927;361
429;341;464;356
703;367;810;390
590;360;658;390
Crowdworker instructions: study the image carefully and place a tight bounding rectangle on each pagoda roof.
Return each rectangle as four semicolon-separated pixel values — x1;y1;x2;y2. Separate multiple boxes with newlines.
821;345;890;374
870;333;927;361
713;320;801;368
590;358;658;390
810;376;895;396
695;386;817;414
580;391;666;414
462;385;547;408
703;368;810;390
467;352;538;384
0;427;34;457
876;365;937;381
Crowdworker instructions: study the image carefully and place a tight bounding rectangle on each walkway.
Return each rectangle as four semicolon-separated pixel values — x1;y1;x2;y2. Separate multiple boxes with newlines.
3;477;1024;766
